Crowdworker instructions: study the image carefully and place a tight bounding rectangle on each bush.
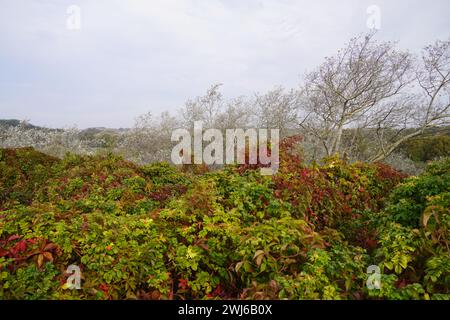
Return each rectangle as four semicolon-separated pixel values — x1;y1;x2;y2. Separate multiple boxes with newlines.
402;135;450;162
0;146;448;300
367;158;450;299
0;147;59;209
385;158;450;228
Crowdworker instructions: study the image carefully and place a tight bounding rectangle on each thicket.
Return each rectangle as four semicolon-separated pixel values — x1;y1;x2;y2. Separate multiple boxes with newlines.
401;135;450;163
0;142;448;300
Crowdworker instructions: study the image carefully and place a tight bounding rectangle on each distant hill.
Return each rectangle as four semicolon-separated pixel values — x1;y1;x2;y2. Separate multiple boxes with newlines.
0;119;129;134
0;119;41;130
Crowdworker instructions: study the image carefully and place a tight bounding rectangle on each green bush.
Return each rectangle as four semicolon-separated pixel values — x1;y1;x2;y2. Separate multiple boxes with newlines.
402;135;450;162
0;147;59;209
367;158;450;299
0;147;448;300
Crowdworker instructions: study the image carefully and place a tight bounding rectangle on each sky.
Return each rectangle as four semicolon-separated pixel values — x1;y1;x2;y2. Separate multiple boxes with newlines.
0;0;449;129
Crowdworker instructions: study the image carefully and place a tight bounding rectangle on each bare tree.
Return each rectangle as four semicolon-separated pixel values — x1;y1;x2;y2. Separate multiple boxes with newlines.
300;32;414;157
181;84;224;129
368;38;450;162
214;97;254;130
117;111;180;164
255;87;301;137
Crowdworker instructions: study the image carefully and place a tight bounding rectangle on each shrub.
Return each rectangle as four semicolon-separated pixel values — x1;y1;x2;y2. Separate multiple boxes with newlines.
0;148;59;209
0;147;448;300
368;158;450;299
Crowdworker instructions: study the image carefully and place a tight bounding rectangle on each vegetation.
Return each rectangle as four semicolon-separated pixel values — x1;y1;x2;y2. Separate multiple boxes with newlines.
2;34;449;175
401;135;450;162
1;143;448;300
1;32;449;301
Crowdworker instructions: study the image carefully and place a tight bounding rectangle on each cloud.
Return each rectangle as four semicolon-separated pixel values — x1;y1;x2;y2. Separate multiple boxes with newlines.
0;0;449;128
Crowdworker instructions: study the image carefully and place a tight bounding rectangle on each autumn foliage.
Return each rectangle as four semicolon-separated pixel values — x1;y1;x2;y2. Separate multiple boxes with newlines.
0;141;448;300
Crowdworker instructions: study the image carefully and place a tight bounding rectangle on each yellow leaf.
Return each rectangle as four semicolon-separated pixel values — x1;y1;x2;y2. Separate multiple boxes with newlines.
253;250;265;260
260;262;266;271
400;255;409;269
43;251;53;262
62;282;71;290
255;254;264;267
37;254;44;268
235;261;244;272
422;210;433;228
186;246;197;259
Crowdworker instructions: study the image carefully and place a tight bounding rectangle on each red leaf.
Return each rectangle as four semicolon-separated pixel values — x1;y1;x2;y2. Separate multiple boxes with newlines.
365;238;378;249
16;240;27;253
43;243;58;252
395;278;407;289
178;278;189;289
0;248;9;257
7;235;21;242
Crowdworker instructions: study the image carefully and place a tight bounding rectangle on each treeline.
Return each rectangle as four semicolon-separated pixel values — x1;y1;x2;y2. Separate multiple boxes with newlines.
1;32;449;174
401;134;450;162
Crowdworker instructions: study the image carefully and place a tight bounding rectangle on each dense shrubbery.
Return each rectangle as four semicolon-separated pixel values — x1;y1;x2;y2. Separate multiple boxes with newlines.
0;148;59;210
0;143;448;300
401;135;450;163
366;158;450;299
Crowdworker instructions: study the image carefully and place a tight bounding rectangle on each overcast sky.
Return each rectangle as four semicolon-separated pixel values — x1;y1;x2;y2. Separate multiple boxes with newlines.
1;0;449;128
